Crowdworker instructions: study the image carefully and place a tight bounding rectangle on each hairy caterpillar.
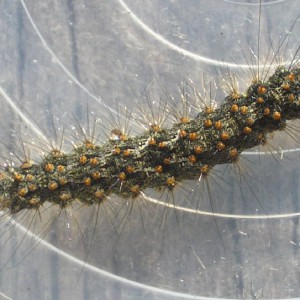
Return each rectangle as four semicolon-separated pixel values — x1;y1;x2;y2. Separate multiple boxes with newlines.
1;1;300;300
1;66;300;213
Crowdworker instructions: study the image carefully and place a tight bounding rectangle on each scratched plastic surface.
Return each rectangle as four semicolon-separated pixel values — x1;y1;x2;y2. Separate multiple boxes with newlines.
1;1;300;299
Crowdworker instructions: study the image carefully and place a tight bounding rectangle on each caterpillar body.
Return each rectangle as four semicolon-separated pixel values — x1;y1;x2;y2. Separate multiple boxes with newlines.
1;66;300;214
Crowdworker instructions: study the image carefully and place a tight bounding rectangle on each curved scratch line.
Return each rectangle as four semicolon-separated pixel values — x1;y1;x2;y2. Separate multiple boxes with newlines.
142;193;300;220
243;147;300;156
20;0;119;118
117;0;280;69
224;0;284;5
2;211;300;300
3;213;218;300
0;291;12;300
0;86;48;143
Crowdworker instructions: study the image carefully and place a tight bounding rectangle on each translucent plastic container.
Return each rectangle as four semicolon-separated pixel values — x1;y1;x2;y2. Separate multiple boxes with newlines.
0;1;300;299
